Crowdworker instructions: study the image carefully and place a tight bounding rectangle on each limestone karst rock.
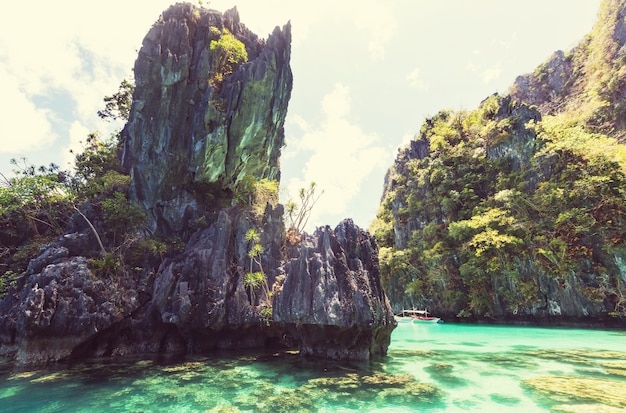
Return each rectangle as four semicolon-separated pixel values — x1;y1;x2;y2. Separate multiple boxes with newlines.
147;205;287;353
374;0;626;325
0;3;397;364
510;0;626;139
274;219;396;360
122;4;292;236
0;252;148;364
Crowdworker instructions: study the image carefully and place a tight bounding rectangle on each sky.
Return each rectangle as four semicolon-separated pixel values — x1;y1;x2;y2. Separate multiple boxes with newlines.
0;0;602;233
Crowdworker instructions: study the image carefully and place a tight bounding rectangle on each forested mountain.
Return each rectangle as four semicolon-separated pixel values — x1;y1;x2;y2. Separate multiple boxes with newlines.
371;0;626;324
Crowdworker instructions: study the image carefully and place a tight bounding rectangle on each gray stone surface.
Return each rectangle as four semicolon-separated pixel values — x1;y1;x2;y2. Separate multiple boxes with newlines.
275;219;396;360
122;4;292;236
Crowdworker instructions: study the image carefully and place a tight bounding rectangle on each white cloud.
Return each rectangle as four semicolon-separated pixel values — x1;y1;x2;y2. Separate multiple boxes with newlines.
466;62;479;74
400;132;415;147
212;0;397;60
482;65;502;84
61;121;91;169
0;76;56;153
322;83;351;119
340;1;396;60
466;54;501;85
290;114;310;132
283;83;387;231
406;67;428;90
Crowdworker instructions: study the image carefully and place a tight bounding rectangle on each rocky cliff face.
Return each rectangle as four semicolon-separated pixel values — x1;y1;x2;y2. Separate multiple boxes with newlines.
381;96;540;252
0;254;145;365
122;4;292;236
275;220;396;360
0;208;395;364
510;0;626;140
373;0;626;326
0;3;396;365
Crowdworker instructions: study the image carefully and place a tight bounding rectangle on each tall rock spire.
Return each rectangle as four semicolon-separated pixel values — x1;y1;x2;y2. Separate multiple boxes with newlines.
122;4;292;235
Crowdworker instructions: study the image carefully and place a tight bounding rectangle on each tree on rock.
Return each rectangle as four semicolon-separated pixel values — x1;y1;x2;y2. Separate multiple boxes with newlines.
209;28;248;89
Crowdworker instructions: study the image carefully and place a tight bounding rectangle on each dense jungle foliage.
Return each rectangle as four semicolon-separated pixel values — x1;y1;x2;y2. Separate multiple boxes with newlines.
372;1;626;321
371;94;626;319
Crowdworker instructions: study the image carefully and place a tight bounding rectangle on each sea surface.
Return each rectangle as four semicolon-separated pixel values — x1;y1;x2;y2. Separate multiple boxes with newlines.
0;322;625;412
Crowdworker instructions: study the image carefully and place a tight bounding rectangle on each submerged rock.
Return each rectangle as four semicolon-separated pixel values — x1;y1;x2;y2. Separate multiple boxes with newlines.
523;375;626;409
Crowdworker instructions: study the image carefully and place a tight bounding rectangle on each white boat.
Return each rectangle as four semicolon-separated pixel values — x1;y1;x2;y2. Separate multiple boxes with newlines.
395;309;443;324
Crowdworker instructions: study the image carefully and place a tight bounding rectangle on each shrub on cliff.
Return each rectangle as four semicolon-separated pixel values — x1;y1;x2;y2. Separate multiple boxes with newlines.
243;228;272;307
209;28;248;89
0;158;72;236
285;182;323;243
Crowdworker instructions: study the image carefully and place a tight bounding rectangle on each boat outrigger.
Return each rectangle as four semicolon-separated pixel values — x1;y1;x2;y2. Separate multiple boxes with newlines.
395;309;443;324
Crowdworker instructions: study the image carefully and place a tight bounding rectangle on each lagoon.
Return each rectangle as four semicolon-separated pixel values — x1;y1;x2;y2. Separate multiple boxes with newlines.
0;322;625;412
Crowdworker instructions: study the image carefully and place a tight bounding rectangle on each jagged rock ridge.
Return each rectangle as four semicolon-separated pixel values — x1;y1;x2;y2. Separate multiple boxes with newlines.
275;220;395;360
510;0;626;139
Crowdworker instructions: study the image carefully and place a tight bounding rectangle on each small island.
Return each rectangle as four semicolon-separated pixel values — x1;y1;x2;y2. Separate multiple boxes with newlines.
0;4;395;366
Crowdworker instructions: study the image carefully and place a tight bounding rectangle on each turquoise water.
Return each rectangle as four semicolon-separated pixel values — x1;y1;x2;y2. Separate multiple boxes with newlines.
0;323;625;412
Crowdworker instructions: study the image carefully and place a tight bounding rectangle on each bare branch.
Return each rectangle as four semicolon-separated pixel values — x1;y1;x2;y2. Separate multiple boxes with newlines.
73;205;107;256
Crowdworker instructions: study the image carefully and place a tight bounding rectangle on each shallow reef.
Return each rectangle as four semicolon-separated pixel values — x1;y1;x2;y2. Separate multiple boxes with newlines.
0;351;443;412
523;375;626;405
518;348;626;411
2;324;625;412
423;363;468;387
551;405;626;413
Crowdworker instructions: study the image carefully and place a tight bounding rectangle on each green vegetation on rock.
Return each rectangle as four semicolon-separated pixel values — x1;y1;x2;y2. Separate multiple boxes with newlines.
0;79;157;293
373;0;626;321
243;228;272;310
209;28;248;90
285;181;323;243
373;94;626;319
